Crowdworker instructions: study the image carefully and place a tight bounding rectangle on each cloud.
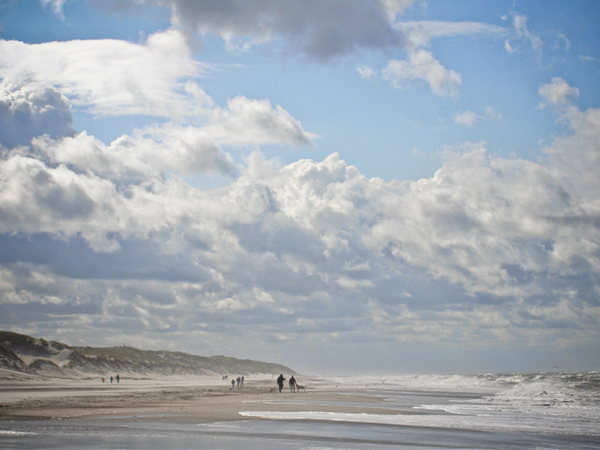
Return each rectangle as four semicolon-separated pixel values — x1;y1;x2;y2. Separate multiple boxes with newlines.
1;9;599;363
3;107;599;352
378;0;416;20
141;2;507;102
382;50;461;96
0;76;315;252
0;32;316;183
539;77;579;108
0;30;206;117
203;96;316;146
160;0;413;60
540;79;600;197
33;128;236;181
396;20;508;49
557;31;571;52
161;1;510;62
454;106;502;127
357;19;506;95
41;0;69;18
504;13;543;56
22;93;314;183
357;66;377;80
512;14;543;52
0;83;75;149
2;103;600;353
0;154;119;249
454;110;481;127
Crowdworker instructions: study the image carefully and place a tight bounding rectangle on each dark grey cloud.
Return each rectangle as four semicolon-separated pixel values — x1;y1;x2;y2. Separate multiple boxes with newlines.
166;0;407;60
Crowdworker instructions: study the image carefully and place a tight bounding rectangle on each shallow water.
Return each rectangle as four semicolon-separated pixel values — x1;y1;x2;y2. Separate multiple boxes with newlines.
1;372;599;449
1;415;597;450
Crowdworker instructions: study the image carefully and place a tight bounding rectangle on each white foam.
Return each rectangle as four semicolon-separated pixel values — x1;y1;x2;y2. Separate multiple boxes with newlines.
317;371;600;397
241;372;600;437
0;429;38;436
240;407;600;436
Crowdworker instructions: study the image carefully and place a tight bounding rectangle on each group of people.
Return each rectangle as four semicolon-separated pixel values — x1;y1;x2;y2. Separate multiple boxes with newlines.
276;374;299;392
101;374;120;383
230;375;244;389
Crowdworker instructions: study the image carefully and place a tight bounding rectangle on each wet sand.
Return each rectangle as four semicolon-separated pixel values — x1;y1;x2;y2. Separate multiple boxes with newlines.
0;375;401;424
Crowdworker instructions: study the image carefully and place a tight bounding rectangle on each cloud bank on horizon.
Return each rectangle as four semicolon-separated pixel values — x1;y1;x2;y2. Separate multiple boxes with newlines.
0;0;599;374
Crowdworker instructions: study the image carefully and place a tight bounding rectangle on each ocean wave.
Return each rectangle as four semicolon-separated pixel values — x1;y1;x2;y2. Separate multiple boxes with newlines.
321;371;600;393
300;372;600;436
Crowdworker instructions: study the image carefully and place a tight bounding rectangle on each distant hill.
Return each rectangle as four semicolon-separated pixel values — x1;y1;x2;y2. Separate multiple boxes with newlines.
0;331;296;379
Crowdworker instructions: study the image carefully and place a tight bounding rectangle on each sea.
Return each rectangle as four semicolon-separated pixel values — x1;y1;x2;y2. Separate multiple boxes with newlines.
1;371;599;449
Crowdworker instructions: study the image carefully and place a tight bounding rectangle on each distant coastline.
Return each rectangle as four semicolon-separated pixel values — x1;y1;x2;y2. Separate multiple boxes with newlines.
0;330;296;380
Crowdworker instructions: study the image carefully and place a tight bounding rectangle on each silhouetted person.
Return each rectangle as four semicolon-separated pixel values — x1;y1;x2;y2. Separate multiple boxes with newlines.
277;374;286;393
116;374;120;383
289;376;296;392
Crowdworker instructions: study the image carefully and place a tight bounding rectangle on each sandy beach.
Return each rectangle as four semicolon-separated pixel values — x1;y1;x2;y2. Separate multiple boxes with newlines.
0;374;398;424
2;372;599;449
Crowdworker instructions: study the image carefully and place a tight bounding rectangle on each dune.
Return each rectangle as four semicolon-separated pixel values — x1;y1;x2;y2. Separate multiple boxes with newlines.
0;331;295;380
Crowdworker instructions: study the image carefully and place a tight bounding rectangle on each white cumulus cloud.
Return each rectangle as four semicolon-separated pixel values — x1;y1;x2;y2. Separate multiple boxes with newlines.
454;110;481;127
539;77;580;108
0;83;75;148
382;50;461;96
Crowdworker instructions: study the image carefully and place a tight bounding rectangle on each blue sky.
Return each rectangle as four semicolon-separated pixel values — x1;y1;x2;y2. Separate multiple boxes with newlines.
1;0;599;375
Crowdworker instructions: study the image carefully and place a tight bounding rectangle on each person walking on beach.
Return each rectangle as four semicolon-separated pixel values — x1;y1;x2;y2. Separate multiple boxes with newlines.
277;374;286;393
241;376;244;387
116;374;120;383
110;376;113;383
289;375;296;393
236;376;241;389
231;379;235;390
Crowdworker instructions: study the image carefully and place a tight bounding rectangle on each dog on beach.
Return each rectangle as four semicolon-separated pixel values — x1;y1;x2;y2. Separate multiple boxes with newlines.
269;384;305;392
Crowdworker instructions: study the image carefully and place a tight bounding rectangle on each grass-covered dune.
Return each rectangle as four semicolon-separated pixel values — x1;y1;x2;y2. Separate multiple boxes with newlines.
0;331;295;379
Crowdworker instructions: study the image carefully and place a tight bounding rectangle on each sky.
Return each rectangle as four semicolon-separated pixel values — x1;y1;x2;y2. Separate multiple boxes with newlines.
0;0;599;376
